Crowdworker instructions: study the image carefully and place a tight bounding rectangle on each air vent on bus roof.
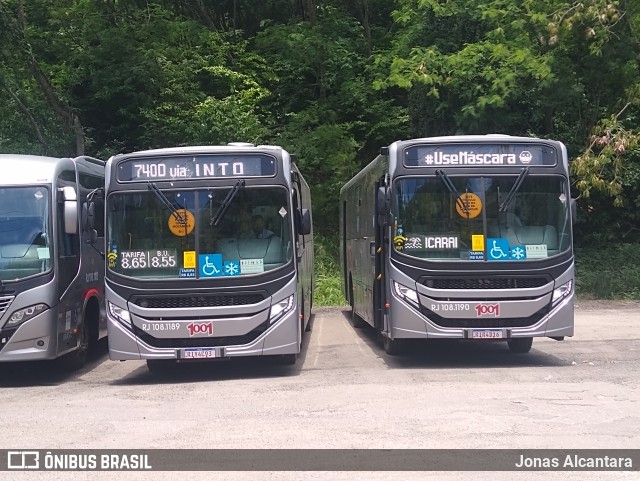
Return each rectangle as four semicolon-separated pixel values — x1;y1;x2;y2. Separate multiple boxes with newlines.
227;142;255;147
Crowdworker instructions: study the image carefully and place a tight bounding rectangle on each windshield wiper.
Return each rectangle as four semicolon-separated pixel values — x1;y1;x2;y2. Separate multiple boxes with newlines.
210;179;245;226
435;169;469;216
499;167;529;212
148;182;185;223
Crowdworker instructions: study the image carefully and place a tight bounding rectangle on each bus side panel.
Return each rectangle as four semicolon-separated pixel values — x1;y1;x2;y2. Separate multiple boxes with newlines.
340;156;387;328
297;170;314;329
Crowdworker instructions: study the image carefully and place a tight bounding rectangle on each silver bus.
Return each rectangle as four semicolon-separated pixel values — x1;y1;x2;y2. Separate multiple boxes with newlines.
340;135;575;354
0;154;107;369
104;143;314;370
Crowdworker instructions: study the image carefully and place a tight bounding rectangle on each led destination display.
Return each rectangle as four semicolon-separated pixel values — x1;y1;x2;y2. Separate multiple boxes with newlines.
117;154;277;182
403;144;558;168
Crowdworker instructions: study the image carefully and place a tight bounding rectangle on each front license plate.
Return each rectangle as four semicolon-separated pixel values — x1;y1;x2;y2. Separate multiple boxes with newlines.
181;348;216;359
472;329;503;339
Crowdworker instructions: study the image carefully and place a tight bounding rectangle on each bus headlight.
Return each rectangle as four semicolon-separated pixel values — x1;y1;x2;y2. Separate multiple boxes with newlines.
393;282;419;307
269;295;294;324
108;301;131;326
6;303;48;328
552;280;573;307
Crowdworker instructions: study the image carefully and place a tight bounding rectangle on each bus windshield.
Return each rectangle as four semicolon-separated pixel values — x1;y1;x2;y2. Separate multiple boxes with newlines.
392;175;571;261
0;186;52;281
107;186;293;279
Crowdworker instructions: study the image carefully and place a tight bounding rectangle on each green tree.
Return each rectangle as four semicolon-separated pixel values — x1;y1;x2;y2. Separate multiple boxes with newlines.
377;0;640;242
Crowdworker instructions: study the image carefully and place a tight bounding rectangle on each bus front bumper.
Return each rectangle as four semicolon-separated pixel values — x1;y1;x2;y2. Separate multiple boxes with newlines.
0;310;59;362
107;308;300;361
388;293;575;341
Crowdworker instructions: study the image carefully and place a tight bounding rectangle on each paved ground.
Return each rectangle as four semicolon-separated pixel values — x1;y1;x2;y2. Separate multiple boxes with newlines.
0;300;638;480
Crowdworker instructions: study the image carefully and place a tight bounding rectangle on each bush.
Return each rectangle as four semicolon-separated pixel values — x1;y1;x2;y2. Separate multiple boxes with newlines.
575;244;640;300
313;235;348;306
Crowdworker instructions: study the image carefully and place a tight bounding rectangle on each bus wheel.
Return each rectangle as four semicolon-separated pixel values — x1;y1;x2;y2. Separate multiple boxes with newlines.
276;354;297;365
146;359;177;372
382;334;404;356
59;322;90;371
508;337;533;353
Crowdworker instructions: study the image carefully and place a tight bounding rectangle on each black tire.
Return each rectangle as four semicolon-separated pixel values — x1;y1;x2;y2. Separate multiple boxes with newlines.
59;321;90;371
276;354;297;365
146;359;178;372
382;334;405;355
508;337;533;353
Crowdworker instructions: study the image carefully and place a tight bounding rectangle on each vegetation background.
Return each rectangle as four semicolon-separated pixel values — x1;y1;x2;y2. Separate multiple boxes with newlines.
1;0;638;303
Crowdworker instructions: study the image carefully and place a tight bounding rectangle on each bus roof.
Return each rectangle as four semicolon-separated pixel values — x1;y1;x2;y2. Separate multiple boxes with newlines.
0;155;104;185
110;144;287;160
0;154;69;185
392;134;561;147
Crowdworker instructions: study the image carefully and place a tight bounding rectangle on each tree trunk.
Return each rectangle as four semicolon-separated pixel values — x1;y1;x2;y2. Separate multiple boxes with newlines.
1;0;85;155
302;0;316;24
0;76;48;153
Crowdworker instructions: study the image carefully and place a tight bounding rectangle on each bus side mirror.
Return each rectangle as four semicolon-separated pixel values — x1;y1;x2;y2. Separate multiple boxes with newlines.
299;209;312;236
82;202;96;231
62;186;78;235
570;198;577;225
377;186;390;224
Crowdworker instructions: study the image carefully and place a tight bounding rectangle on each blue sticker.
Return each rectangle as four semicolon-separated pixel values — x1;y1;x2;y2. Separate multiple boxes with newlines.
487;238;510;261
199;254;223;277
179;268;196;278
510;245;527;260
469;250;484;260
224;260;240;276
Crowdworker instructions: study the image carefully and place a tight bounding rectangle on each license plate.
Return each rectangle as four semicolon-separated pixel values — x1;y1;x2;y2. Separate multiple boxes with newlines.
181;348;216;359
472;329;503;339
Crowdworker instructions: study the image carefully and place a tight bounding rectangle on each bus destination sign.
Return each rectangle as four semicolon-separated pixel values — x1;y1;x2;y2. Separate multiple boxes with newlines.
404;144;557;168
117;155;277;182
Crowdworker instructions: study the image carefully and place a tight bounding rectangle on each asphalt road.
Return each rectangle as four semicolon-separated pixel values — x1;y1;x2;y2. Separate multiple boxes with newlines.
1;300;639;481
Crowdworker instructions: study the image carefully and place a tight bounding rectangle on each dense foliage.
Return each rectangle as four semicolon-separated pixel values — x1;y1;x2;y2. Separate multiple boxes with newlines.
1;0;639;261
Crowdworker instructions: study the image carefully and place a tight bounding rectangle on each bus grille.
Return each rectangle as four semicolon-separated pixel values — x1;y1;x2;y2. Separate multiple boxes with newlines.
130;293;265;309
420;277;549;290
0;296;14;316
132;320;269;348
420;305;550;328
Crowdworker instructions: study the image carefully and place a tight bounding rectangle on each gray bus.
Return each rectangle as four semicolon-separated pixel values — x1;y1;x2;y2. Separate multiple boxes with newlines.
340;135;575;354
104;143;313;370
0;154;106;369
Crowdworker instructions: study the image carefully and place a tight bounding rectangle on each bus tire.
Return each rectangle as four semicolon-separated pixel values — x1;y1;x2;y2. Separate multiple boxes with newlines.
508;337;533;353
59;321;90;371
276;354;297;365
382;334;405;356
146;359;177;372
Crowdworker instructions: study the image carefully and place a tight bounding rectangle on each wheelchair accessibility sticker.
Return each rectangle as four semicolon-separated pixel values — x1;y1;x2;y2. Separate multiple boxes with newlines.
199;254;223;277
487;238;527;261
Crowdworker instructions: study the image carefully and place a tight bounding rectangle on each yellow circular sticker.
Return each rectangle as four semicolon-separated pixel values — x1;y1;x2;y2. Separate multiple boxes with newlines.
455;193;482;219
167;209;195;236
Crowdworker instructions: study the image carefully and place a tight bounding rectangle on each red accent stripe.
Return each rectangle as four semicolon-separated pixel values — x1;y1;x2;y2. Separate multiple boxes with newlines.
84;288;100;300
